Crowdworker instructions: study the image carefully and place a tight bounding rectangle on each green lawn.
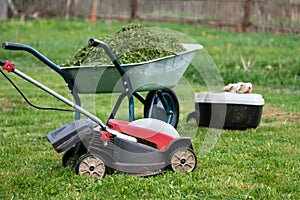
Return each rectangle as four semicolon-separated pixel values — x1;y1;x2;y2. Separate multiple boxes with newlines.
0;19;299;199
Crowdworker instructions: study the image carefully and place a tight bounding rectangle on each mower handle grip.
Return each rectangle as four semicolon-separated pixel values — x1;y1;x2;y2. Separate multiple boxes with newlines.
2;42;25;51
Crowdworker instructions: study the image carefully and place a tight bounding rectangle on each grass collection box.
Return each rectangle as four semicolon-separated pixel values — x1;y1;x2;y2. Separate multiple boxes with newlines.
194;92;264;129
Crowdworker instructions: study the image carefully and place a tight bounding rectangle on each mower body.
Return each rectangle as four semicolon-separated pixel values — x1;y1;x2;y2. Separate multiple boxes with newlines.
47;118;195;176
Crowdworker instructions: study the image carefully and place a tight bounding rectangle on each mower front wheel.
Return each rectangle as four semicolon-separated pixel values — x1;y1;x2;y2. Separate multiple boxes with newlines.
74;153;107;179
170;148;197;173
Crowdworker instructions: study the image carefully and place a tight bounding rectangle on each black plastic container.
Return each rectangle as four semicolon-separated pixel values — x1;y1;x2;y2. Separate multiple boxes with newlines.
194;92;264;129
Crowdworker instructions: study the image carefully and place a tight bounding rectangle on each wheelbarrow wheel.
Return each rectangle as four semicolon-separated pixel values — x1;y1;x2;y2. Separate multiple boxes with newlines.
144;89;179;128
74;153;107;179
170;148;197;173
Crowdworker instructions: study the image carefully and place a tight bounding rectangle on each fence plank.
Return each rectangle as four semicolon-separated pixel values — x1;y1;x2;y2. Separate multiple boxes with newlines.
0;0;7;20
10;0;300;34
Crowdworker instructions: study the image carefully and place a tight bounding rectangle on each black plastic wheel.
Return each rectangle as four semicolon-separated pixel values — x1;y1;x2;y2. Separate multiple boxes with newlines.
144;89;179;128
170;148;197;173
62;143;87;169
74;153;107;179
62;147;76;169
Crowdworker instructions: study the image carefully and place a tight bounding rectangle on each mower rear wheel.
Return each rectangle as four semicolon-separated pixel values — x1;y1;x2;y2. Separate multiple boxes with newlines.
62;147;77;169
74;153;106;179
62;143;87;169
170;148;197;173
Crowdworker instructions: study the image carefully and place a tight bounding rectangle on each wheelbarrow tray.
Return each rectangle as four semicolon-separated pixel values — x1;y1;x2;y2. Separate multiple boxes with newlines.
61;44;202;93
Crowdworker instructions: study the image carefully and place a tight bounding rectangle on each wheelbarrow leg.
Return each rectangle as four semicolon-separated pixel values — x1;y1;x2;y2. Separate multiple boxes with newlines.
156;90;173;122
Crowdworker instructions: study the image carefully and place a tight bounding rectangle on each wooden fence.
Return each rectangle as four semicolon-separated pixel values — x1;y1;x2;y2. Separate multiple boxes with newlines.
2;0;300;34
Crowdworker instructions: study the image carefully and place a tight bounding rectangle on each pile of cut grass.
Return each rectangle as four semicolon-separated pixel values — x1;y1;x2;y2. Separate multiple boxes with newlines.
62;24;185;66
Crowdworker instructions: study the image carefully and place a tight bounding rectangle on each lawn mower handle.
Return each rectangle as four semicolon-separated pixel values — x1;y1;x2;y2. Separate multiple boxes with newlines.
0;59;5;66
0;61;106;129
0;59;15;72
2;42;25;50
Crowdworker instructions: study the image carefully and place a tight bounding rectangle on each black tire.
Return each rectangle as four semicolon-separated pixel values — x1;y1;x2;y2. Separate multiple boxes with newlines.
62;143;87;169
144;89;179;128
170;147;197;173
74;153;107;179
62;147;76;169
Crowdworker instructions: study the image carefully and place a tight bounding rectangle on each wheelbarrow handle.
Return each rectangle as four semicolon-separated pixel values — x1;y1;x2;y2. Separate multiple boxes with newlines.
88;38;134;121
1;41;72;87
2;42;25;50
88;38;126;76
88;38;118;63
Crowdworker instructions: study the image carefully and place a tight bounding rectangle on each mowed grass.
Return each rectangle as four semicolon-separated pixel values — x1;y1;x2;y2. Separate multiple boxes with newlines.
0;19;299;199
